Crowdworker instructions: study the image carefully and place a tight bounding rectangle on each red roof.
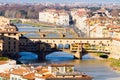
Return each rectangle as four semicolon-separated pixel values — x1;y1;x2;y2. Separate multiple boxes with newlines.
23;72;35;80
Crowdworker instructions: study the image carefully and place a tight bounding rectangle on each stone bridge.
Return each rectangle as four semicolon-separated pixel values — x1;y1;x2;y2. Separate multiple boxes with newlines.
19;37;111;60
18;27;78;38
19;31;67;38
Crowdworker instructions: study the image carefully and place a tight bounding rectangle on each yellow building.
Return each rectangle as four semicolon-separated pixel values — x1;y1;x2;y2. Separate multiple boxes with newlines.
0;40;3;56
110;38;120;59
0;17;19;57
0;16;10;25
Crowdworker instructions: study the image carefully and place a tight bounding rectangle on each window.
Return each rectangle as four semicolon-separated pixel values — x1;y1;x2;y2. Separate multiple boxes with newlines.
8;33;10;35
14;42;16;45
8;41;10;45
8;46;10;49
1;37;4;40
11;77;14;80
15;78;17;80
1;33;4;36
14;33;16;36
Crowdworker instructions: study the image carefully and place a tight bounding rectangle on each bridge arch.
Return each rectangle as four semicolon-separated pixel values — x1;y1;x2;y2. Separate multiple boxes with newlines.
45;51;74;60
57;44;64;49
45;33;59;38
64;44;70;49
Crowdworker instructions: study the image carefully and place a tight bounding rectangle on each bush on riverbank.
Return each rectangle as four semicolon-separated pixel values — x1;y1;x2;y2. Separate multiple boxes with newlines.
108;58;120;71
97;53;108;58
23;21;51;27
0;57;9;61
10;19;22;23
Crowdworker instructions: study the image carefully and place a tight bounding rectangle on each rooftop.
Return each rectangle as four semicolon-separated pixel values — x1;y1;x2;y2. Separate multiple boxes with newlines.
23;72;35;80
0;61;7;65
0;72;10;79
107;25;120;29
10;67;31;75
49;64;74;67
36;73;55;79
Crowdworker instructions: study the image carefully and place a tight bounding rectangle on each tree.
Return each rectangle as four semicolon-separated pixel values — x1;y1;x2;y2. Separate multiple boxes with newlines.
111;9;120;17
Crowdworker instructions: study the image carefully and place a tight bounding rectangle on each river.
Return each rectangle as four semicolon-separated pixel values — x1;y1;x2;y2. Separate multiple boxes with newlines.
17;52;120;80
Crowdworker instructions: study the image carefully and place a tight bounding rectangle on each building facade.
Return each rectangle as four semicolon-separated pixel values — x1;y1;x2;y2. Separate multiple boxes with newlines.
39;9;70;26
0;17;19;57
71;8;87;29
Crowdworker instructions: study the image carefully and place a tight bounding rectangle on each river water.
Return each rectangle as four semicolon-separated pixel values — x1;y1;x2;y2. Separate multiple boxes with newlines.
17;52;120;80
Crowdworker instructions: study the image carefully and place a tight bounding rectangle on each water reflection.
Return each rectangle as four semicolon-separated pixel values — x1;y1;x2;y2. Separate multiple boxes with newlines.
17;51;75;64
18;52;38;63
46;51;74;62
82;54;95;60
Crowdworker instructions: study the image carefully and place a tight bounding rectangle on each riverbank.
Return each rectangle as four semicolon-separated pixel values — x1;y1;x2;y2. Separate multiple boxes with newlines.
88;53;106;60
89;53;120;72
23;20;58;27
107;58;120;72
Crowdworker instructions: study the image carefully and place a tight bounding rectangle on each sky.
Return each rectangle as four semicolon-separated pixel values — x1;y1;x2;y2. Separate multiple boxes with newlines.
0;0;120;3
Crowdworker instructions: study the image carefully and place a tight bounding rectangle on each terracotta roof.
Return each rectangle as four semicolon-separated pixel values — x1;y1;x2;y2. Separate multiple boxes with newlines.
107;25;120;29
35;66;48;72
23;72;35;80
49;64;74;67
0;61;7;65
112;38;120;41
0;72;10;79
35;66;42;71
10;67;30;75
36;74;55;79
37;69;49;74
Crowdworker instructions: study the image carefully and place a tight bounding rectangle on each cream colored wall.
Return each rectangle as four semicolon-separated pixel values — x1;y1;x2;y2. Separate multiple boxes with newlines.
0;16;10;25
0;40;3;52
110;39;120;59
0;16;19;55
39;10;69;26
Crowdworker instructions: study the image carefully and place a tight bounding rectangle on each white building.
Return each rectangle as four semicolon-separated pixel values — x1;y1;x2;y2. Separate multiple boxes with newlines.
39;9;70;26
90;24;106;38
0;60;16;73
71;8;87;30
10;66;34;80
48;64;74;75
57;12;70;26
